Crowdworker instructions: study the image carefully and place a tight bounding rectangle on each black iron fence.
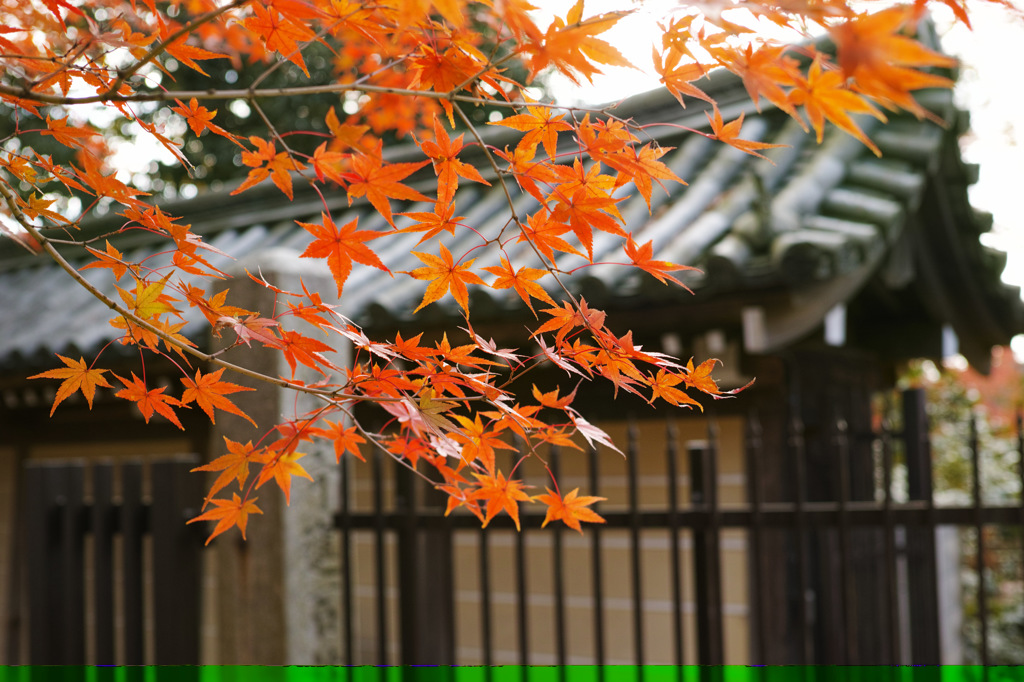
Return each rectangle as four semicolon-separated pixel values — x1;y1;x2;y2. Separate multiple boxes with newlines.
333;388;1024;666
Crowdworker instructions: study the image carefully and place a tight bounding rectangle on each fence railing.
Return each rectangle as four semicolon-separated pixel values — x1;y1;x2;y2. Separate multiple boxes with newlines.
333;388;1024;666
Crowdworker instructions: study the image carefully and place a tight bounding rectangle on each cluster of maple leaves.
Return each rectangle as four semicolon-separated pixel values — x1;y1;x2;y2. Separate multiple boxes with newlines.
0;0;1010;543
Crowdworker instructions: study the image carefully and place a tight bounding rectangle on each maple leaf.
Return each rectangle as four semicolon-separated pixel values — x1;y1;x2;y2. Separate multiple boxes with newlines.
243;3;316;77
489;102;573;161
521;0;633;85
231;136;307;200
418;117;490;207
81;241;137;281
162;28;230;77
346;141;430;227
705;106;787;161
648;369;702;409
187;493;263;545
191;437;267;501
115;274;177;321
532;384;577;410
535;487;606;533
407;243;485;314
787;56;887;156
171;98;238;143
256;450;314;505
517;208;582;263
279;329;337;376
470;471;532;530
684;357;722;396
28;355;112;416
712;43;801;120
318;420;366;462
571;412;622;454
114;373;185;429
221;315;285;349
180;368;256;426
830;7;956;116
311;142;352;186
398;202;465;245
653;47;713;108
298;213;389;296
482;257;555;317
624;235;696;287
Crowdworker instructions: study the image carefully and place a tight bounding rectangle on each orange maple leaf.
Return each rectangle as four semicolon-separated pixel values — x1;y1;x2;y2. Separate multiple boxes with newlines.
482;257;555;317
830;7;956;117
648;369;702;409
624;235;696;287
418;117;490;208
298;213;390;296
470;471;532;530
407;243;485;314
346;141;430;227
787;57;887;156
398;202;465;245
705;106;787;161
317;420;366;462
180;368;256;426
114;372;185;429
256;450;314;505
28;355;112;416
187;493;263;545
521;0;633;85
242;3;316;77
652;47;713;109
81;241;137;281
191;437;267;502
231;136;307;200
535;487;606;533
488;102;573;161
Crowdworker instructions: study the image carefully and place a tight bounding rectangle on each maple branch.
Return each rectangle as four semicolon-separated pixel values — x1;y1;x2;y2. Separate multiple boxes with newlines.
0;181;362;404
101;0;252;100
452;103;579;307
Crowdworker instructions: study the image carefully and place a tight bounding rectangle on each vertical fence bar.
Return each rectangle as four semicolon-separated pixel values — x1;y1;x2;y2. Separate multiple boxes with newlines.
372;452;388;664
790;416;814;663
744;413;767;665
59;465;86;664
902;387;940;664
835;417;856;664
151;459;202;665
92;463;115;665
515;508;529;676
880;415;901;664
665;422;684;670
339;455;354;664
588;445;605;674
120;462;144;666
24;465;53;663
627;420;645;670
550;446;567;673
970;413;989;666
1018;412;1024;664
478;526;492;669
691;425;724;664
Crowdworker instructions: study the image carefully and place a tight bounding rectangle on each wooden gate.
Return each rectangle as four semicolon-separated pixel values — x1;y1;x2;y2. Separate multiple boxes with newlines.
20;457;204;665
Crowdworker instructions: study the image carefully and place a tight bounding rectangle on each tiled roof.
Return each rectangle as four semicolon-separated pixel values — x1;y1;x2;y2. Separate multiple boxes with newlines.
1;38;1021;372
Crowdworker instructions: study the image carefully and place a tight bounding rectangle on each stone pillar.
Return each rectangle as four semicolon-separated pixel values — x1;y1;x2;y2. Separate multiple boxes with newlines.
205;248;343;664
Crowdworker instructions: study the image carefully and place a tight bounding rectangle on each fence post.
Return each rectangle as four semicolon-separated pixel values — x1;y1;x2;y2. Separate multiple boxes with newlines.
24;462;86;664
396;464;455;665
901;387;941;664
690;428;724;665
151;458;203;665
